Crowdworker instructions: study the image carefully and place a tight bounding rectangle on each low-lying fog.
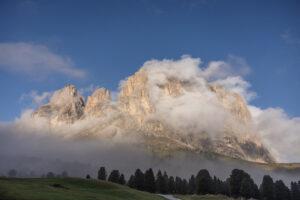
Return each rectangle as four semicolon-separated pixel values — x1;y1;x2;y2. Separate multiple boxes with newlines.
0;127;299;186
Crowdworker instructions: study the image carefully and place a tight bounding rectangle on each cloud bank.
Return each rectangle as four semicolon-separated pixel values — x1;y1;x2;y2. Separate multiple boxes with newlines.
0;42;86;79
249;106;300;162
141;55;299;162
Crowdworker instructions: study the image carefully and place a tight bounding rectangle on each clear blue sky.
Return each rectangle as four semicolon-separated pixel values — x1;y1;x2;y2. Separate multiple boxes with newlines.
0;0;299;121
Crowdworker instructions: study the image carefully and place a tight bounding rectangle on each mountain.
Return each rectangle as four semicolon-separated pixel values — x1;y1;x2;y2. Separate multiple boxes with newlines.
33;67;274;164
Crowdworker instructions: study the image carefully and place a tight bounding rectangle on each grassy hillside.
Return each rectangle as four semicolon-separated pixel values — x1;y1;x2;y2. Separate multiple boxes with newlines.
0;177;166;200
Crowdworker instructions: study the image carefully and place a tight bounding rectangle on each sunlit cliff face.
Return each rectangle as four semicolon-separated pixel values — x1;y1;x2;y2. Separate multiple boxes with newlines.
30;56;274;163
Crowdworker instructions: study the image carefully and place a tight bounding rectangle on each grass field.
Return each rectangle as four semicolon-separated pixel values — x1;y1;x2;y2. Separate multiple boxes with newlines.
0;177;237;200
0;177;166;200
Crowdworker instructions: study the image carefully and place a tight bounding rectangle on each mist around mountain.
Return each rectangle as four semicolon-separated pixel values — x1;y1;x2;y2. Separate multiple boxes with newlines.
0;56;299;185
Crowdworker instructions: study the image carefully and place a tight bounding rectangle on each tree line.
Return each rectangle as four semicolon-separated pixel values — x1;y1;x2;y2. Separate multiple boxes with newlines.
88;167;300;200
4;167;300;200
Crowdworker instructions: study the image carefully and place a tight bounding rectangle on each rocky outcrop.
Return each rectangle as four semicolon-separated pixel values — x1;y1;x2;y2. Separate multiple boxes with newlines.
119;68;155;125
85;88;111;115
208;83;251;124
33;84;85;125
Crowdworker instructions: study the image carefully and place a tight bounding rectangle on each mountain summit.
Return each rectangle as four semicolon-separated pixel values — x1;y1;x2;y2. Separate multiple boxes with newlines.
33;66;274;163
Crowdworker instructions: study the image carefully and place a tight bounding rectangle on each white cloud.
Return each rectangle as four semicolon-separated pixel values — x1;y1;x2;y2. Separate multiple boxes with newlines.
140;55;299;162
20;90;54;108
0;42;86;79
201;55;250;81
78;84;100;97
249;106;300;162
141;55;253;140
214;76;257;102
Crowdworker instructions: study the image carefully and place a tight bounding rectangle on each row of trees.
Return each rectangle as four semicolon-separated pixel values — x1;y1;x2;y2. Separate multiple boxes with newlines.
91;167;300;200
5;169;69;179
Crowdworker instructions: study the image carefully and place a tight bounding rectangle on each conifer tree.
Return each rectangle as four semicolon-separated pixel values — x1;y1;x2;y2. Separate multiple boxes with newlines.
228;169;252;198
168;176;175;194
196;169;212;195
188;175;196;194
181;179;188;195
156;170;167;194
260;175;274;200
240;178;253;199
163;171;169;193
119;174;126;185
253;182;260;199
291;181;300;200
274;180;290;200
212;176;227;195
144;168;156;193
108;170;120;183
134;169;145;191
175;176;182;194
97;166;107;180
128;175;136;188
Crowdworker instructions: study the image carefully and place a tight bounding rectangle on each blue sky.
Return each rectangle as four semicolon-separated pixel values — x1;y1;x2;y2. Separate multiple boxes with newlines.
0;0;299;121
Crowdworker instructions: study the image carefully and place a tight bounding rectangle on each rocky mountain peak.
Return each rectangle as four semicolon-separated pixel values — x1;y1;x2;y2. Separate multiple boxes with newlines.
85;88;111;114
119;68;155;124
50;84;79;105
33;84;85;125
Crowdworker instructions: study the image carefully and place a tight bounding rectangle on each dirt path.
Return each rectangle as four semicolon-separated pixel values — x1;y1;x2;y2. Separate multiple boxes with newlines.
158;194;182;200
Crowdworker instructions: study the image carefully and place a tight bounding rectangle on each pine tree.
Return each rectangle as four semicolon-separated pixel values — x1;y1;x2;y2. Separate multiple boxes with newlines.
175;176;182;194
212;176;226;195
156;170;167;194
97;167;107;180
188;175;196;194
144;168;156;193
260;175;274;200
291;181;300;200
253;182;260;199
181;179;188;195
118;174;126;185
196;169;212;195
228;169;252;198
168;176;175;194
128;175;136;188
108;170;120;183
163;171;169;193
134;169;145;191
274;180;290;200
240;178;253;199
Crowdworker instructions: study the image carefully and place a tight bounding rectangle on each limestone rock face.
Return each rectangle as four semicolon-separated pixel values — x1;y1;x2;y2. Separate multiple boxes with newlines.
85;88;111;115
33;84;85;125
119;68;155;125
208;83;251;124
32;68;275;163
